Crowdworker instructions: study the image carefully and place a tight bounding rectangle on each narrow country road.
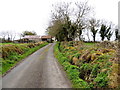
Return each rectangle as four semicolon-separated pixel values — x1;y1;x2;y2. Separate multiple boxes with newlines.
2;43;72;88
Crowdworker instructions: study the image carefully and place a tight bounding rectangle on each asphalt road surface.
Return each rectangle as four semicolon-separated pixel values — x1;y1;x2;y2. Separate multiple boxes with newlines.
2;43;72;88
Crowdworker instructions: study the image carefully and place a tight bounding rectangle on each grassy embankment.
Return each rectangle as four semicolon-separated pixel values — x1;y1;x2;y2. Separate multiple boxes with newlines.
54;41;118;88
0;42;48;75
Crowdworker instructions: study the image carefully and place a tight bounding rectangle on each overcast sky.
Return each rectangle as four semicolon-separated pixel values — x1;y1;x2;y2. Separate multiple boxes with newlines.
0;0;119;39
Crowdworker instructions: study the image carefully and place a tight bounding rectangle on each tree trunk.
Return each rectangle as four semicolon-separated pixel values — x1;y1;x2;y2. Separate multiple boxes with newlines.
87;31;90;41
93;35;95;42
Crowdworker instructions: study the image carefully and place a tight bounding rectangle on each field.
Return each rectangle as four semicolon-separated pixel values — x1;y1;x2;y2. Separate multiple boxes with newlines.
0;42;48;75
54;41;118;88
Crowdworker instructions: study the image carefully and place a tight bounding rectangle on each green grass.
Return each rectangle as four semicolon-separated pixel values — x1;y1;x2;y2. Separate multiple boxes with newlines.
54;41;115;88
54;42;89;88
84;42;96;46
1;42;48;75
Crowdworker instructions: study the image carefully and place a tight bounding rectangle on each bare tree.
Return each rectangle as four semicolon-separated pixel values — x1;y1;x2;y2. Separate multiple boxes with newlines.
115;29;119;41
89;18;100;42
106;30;113;41
6;31;17;41
51;2;71;21
99;24;111;41
74;1;91;40
9;31;17;41
0;31;7;39
85;29;91;41
0;30;17;41
47;1;92;41
48;2;72;41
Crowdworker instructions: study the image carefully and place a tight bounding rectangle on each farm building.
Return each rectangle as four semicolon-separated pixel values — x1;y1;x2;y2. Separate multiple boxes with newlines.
41;35;53;42
22;35;41;43
14;35;54;43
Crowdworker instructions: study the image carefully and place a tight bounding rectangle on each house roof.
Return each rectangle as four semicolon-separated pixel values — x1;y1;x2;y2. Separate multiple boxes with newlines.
41;35;52;39
23;35;41;39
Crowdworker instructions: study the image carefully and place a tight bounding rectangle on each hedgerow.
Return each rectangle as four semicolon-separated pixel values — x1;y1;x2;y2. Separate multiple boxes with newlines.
1;42;48;75
54;41;118;88
54;42;89;88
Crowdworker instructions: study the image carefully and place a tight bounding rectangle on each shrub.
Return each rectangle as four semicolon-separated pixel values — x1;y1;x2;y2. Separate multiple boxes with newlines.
98;54;111;60
91;64;100;78
61;57;69;62
73;53;81;58
79;63;92;80
94;72;108;87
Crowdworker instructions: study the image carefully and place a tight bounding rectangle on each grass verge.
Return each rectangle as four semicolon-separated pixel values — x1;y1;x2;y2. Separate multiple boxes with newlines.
54;42;89;88
1;42;48;75
54;41;119;88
